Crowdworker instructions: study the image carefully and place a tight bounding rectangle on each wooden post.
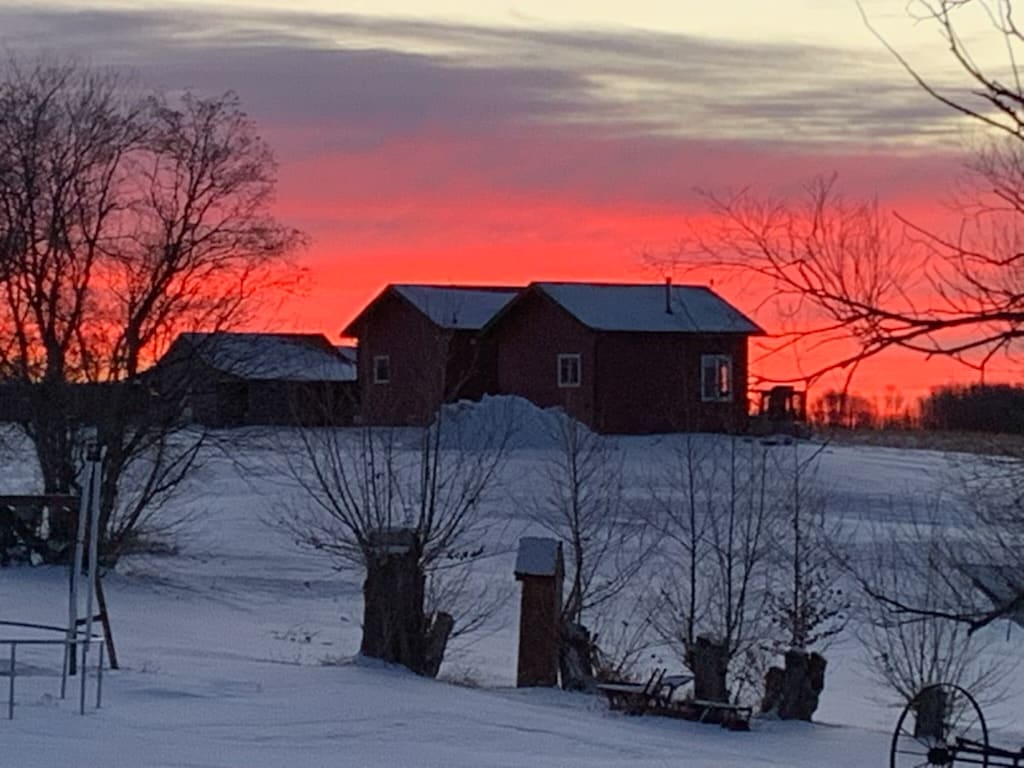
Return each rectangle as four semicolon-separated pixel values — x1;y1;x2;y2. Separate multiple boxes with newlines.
514;537;563;688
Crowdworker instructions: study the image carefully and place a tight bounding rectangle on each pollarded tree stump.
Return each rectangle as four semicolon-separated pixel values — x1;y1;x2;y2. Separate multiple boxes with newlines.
914;686;947;741
761;649;827;721
559;621;595;692
360;529;451;678
687;635;730;703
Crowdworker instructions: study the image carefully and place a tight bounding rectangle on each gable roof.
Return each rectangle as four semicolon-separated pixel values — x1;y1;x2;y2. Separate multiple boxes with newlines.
342;284;521;336
530;282;764;334
174;332;356;382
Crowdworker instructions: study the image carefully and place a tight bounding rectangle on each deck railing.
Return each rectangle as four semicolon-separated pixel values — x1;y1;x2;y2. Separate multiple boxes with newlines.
0;620;105;719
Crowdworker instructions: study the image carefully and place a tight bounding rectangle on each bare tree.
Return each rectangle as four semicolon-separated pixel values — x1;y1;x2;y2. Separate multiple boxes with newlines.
693;2;1024;635
529;415;651;688
0;58;301;562
652;435;781;704
758;443;848;720
282;410;509;677
852;495;1008;703
700;2;1024;382
765;443;848;653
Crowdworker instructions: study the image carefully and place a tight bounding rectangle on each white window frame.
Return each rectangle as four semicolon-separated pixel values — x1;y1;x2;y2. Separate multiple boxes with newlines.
557;353;581;389
701;354;733;402
373;354;391;384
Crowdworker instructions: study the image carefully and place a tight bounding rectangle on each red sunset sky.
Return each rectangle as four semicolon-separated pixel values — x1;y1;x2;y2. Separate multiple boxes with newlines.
1;1;1018;401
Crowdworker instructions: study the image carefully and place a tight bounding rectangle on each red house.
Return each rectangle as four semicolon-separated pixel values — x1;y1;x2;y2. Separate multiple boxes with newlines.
341;284;520;426
485;282;764;434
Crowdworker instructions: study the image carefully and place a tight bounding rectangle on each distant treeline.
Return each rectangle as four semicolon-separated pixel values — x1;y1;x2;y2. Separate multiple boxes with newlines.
808;383;1024;434
919;383;1024;434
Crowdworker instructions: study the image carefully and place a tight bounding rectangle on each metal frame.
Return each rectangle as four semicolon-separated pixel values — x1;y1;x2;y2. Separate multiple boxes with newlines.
890;683;1024;768
0;441;107;719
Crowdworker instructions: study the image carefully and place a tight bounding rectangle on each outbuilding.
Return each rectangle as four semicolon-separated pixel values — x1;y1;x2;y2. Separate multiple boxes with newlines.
341;284;520;426
484;282;764;433
155;332;357;427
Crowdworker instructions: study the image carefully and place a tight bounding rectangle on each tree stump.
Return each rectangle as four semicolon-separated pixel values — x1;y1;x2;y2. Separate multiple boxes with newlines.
421;611;454;679
687;635;729;703
914;686;947;741
761;649;827;721
558;621;595;692
360;529;450;677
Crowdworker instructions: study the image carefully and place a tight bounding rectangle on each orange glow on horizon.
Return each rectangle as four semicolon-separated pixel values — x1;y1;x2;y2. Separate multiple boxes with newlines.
251;133;1011;403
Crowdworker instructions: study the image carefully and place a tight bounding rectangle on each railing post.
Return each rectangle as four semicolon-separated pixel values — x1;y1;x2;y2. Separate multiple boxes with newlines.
60;639;69;699
96;640;104;709
8;642;15;720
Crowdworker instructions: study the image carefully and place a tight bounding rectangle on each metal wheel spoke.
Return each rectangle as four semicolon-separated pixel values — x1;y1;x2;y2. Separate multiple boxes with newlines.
891;684;989;768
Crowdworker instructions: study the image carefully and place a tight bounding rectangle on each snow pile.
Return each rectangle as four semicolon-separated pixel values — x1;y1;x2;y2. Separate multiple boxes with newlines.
437;395;589;451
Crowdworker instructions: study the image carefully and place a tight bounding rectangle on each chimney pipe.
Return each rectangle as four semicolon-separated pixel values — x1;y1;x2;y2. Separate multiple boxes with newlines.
665;276;673;314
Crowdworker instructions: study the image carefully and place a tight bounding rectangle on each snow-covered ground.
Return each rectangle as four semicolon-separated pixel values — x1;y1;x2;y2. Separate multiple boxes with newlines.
2;407;1024;768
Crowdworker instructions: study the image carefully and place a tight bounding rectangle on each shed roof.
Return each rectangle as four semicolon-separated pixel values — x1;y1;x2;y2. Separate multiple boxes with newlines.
391;285;520;330
177;332;356;382
533;283;763;334
514;537;563;578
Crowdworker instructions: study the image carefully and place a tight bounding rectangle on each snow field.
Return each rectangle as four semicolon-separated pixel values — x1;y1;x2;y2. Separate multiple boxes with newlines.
1;406;1023;767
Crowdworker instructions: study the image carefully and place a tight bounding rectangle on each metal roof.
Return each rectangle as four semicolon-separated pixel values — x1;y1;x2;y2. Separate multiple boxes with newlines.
392;285;520;330
534;282;763;334
179;332;356;382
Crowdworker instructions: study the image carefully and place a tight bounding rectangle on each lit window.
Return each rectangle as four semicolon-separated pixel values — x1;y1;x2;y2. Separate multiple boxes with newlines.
558;354;581;388
373;355;391;384
701;355;733;402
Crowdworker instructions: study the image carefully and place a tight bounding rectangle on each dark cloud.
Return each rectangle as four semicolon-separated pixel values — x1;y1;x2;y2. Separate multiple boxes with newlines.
0;4;967;230
0;5;965;148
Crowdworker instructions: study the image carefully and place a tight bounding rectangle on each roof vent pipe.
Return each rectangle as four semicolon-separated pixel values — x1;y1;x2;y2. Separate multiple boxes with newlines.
665;276;673;314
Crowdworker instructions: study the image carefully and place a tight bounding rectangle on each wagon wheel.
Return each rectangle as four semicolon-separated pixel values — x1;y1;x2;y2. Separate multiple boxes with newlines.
890;683;989;768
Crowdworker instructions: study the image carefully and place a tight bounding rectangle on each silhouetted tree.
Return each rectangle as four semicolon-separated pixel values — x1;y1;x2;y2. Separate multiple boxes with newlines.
699;1;1024;635
921;384;1024;434
810;390;877;430
282;411;510;677
0;58;301;562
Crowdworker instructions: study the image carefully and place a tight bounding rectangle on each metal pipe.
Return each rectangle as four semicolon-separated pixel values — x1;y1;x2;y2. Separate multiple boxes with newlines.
80;449;102;716
8;642;15;720
96;640;104;709
68;472;90;682
60;638;69;700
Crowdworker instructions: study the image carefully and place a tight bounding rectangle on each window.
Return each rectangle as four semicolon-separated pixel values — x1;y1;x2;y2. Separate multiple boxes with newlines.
373;355;391;384
701;354;733;402
558;353;581;388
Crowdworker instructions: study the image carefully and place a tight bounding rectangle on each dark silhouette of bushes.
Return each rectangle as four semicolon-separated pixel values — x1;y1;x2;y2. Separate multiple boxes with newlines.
920;384;1024;434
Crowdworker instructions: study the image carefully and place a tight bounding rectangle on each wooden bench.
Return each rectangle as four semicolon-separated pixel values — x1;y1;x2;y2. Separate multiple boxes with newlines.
679;698;754;731
596;668;665;715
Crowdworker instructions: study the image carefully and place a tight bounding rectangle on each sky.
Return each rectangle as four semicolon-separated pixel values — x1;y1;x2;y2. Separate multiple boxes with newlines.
0;0;1018;400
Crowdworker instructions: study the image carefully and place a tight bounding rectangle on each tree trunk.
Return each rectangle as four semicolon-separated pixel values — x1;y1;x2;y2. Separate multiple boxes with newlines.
761;649;826;721
360;531;451;678
687;635;729;703
421;611;454;679
914;686;947;741
360;543;426;670
558;620;595;692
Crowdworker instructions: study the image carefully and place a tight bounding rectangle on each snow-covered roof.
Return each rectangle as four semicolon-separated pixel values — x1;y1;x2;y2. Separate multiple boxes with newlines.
534;282;763;334
336;344;357;366
393;285;519;330
180;333;356;382
514;537;563;577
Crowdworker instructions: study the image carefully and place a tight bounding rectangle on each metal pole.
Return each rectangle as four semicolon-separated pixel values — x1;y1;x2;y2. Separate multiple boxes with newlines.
8;642;15;720
66;473;91;687
60;638;69;700
96;641;104;709
80;446;102;716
